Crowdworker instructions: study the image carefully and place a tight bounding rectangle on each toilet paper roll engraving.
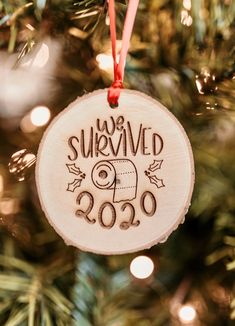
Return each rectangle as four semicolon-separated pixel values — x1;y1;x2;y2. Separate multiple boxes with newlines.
91;159;138;203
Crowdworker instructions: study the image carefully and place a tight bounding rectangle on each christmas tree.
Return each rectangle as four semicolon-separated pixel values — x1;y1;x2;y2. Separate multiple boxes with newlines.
0;0;234;325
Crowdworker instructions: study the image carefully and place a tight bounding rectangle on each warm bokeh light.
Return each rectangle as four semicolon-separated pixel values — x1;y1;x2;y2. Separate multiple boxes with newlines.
0;39;61;119
181;10;193;26
8;149;36;181
130;256;154;279
96;40;122;71
33;43;50;68
25;23;35;31
30;106;51;127
96;53;114;71
22;43;50;68
105;14;110;26
0;198;19;215
178;304;197;323
20;114;37;133
195;78;204;94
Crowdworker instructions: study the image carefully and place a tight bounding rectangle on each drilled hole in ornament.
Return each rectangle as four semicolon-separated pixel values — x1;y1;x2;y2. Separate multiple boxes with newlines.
99;170;108;179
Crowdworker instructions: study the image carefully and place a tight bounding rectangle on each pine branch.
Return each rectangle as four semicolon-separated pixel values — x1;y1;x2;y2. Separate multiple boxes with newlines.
0;241;76;325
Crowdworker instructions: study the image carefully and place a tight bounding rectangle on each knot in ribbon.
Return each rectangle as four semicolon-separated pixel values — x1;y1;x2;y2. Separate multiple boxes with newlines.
108;79;123;108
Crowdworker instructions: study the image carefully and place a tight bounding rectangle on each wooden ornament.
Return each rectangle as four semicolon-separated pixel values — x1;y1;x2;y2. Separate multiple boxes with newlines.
35;89;195;255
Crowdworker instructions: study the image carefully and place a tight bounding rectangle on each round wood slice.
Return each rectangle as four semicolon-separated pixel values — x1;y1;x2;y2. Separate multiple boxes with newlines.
35;89;195;255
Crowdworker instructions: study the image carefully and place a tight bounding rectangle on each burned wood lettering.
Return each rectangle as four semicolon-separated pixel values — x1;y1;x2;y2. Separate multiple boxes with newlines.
67;115;164;230
75;190;157;230
67;116;163;160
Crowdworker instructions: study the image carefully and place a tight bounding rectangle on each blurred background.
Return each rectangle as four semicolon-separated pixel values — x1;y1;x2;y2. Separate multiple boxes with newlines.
0;0;235;325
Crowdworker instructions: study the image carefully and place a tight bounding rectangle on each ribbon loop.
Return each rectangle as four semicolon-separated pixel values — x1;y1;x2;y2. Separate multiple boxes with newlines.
107;0;139;108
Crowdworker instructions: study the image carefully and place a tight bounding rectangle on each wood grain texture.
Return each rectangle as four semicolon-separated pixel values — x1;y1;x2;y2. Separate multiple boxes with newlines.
35;89;195;255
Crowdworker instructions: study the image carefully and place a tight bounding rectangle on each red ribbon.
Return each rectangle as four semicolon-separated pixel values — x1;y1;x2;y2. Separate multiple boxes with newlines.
107;0;139;108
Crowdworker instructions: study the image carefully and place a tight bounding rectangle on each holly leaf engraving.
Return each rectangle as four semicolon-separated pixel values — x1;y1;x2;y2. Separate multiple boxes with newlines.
66;163;81;176
67;179;82;192
149;160;163;172
148;175;165;188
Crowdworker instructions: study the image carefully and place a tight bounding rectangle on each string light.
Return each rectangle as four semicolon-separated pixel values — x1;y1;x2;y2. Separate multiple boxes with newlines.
195;78;204;94
130;256;154;279
183;0;191;10
0;38;61;119
178;304;197;324
30;106;51;127
96;40;122;72
96;53;114;71
22;43;50;68
25;23;35;31
8;149;36;181
68;27;88;39
181;10;193;26
105;14;110;26
195;69;218;95
33;43;50;68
